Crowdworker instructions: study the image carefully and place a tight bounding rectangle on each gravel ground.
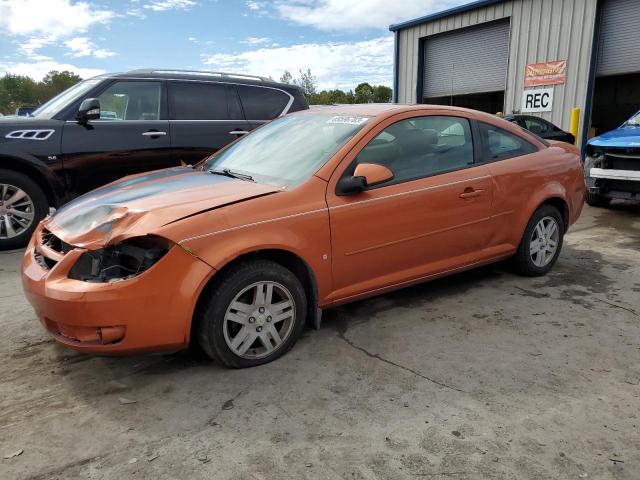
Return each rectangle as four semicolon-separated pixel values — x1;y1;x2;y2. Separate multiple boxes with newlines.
1;203;639;480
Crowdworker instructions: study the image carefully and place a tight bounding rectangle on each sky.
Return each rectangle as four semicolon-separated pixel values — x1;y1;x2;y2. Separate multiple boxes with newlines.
0;0;468;91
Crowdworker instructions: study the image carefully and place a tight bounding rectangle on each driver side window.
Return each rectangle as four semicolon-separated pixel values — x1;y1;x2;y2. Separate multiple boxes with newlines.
353;116;474;186
96;81;161;121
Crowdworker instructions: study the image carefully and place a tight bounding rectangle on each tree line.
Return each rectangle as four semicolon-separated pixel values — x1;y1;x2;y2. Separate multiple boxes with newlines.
0;71;82;115
280;69;392;105
0;68;392;115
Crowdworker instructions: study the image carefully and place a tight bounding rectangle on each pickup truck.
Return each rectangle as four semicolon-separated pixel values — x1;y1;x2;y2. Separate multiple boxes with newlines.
584;110;640;207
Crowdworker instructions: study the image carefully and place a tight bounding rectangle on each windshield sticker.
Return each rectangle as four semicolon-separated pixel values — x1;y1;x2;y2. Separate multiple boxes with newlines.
327;115;370;125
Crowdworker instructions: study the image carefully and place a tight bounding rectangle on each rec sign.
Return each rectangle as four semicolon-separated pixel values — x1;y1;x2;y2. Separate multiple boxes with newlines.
521;88;554;113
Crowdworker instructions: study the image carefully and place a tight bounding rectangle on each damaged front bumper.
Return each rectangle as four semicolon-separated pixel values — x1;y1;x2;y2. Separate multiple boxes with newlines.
585;153;640;200
22;225;214;354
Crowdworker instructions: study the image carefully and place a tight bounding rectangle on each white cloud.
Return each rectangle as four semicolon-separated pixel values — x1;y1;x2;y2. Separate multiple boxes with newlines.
0;60;105;81
241;36;271;46
245;1;267;12
143;0;196;11
202;36;393;90
0;0;114;38
0;0;115;61
276;0;463;31
18;36;57;59
65;37;116;58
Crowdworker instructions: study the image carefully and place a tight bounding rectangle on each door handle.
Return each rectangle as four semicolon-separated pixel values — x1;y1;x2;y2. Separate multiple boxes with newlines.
229;130;250;135
459;188;484;199
141;131;167;137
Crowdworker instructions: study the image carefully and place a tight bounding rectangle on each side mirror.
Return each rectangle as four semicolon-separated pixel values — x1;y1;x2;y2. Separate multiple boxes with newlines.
77;98;100;123
336;163;394;195
337;175;367;195
354;163;394;186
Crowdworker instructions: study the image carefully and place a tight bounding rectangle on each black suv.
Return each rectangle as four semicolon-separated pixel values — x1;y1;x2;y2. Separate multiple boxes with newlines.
0;69;308;249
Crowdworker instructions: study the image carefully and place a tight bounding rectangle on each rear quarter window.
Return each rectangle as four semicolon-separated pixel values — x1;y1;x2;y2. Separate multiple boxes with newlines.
237;85;290;120
479;122;539;161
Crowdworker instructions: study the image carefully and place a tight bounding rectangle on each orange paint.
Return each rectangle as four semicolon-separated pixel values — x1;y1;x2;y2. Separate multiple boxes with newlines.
22;104;585;355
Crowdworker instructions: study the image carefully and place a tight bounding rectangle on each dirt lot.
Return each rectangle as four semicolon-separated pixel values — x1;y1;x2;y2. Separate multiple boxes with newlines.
1;204;639;480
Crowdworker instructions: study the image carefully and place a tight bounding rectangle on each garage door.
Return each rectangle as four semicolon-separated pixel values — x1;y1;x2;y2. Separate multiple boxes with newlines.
597;0;640;76
423;19;510;98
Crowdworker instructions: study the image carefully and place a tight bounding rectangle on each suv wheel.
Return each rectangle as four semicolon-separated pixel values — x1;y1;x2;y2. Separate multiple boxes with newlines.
196;260;307;368
513;204;564;277
0;169;48;250
585;192;611;208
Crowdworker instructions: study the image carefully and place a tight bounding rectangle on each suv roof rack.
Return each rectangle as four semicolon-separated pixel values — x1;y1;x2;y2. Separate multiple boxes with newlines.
126;69;271;82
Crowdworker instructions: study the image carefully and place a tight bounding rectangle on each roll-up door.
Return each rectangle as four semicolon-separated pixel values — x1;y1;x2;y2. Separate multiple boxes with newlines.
424;19;511;98
596;0;640;77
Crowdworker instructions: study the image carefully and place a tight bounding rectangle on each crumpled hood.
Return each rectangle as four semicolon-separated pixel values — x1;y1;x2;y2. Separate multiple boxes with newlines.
588;126;640;148
44;167;281;248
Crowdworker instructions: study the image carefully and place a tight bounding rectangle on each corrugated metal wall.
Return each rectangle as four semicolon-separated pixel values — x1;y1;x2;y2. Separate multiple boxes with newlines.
597;0;640;76
396;0;598;133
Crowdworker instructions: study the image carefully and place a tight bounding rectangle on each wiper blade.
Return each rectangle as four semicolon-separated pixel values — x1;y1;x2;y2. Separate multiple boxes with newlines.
209;168;254;182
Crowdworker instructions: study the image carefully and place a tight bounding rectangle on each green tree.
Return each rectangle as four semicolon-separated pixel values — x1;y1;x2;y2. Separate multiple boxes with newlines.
279;70;293;84
296;68;317;96
0;70;82;115
0;74;39;114
354;82;374;104
372;85;392;103
276;70;390;106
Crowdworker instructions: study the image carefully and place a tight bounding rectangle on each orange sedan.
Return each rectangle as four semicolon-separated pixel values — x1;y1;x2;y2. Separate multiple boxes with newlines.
22;105;585;367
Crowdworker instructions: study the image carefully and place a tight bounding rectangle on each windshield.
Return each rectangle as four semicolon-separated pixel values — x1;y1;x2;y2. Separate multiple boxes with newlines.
31;78;103;119
625;111;640;127
202;113;371;188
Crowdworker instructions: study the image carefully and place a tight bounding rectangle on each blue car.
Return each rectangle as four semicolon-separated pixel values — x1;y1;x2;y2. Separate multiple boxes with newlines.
584;110;640;206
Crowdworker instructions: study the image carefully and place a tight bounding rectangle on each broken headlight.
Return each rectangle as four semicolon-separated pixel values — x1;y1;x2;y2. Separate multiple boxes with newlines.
69;236;173;283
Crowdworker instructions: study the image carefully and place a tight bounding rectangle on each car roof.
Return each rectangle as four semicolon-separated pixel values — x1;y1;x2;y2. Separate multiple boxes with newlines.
94;69;302;90
293;103;503;121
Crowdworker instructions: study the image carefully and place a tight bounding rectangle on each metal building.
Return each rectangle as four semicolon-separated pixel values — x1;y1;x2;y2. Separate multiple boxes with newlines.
390;0;640;147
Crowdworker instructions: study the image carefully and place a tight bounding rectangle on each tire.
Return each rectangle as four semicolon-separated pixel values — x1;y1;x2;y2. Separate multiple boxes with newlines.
513;204;564;277
585;192;611;208
195;260;307;368
0;169;48;250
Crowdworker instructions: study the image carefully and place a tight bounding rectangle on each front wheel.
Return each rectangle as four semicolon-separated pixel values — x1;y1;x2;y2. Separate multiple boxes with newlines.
0;169;48;250
195;260;307;368
512;204;564;277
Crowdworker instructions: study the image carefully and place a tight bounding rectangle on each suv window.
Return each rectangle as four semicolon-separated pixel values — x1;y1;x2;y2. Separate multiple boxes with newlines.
479;122;538;160
237;85;289;120
97;81;161;120
169;82;238;120
353;116;474;186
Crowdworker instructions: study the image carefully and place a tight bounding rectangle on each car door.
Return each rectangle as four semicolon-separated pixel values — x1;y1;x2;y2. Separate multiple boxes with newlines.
326;113;493;302
168;81;251;165
61;80;172;194
236;84;292;130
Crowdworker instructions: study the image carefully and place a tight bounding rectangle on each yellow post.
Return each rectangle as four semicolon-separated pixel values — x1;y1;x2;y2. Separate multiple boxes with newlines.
570;107;580;145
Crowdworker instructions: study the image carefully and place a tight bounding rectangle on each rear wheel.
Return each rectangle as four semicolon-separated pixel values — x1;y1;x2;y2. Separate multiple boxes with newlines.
196;260;307;368
513;204;564;277
585;192;611;208
0;169;48;250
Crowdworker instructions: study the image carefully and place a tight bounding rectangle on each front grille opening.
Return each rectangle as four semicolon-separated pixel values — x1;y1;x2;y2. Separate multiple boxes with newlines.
601;147;640;172
34;252;58;270
41;229;73;254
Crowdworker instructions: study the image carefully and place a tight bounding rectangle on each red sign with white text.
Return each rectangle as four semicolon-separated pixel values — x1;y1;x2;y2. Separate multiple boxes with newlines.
524;60;566;87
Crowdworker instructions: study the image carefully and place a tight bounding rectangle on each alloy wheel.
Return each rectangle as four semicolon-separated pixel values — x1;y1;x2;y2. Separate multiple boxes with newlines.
223;281;296;359
529;216;559;268
0;184;35;240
